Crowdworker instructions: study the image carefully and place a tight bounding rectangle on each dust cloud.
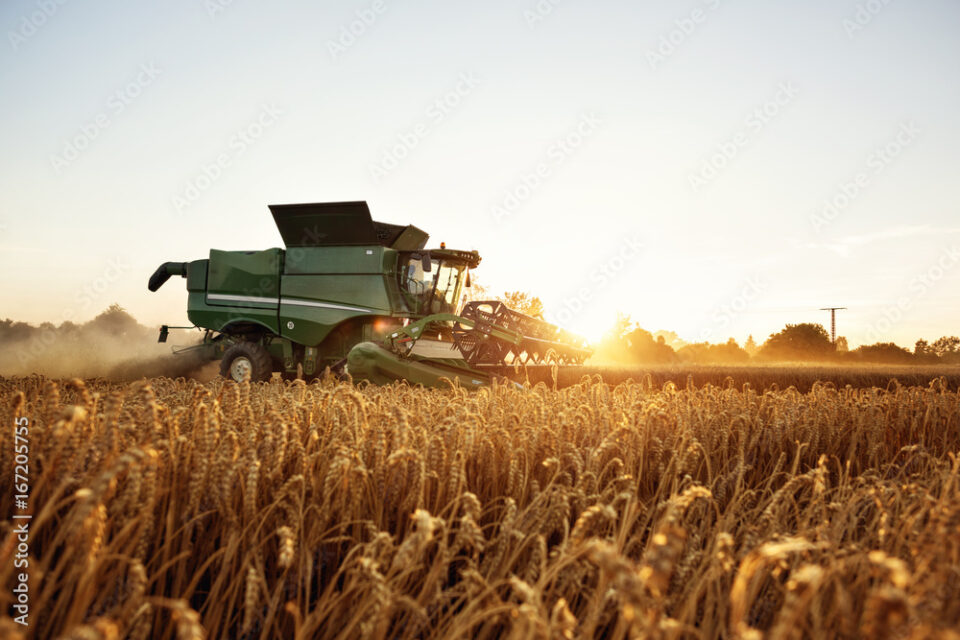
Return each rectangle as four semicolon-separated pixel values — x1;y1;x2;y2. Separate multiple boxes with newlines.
0;305;215;381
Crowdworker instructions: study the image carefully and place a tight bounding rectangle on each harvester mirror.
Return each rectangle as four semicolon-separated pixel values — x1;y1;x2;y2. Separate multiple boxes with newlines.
421;253;432;272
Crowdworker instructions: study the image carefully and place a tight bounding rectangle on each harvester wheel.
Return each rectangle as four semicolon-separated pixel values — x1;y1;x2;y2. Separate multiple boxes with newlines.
220;342;273;382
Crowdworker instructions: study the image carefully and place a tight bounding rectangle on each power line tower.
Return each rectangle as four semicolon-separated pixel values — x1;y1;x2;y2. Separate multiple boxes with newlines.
819;307;847;344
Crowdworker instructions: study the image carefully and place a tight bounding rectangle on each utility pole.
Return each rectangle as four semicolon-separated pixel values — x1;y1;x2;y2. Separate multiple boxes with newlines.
819;307;847;345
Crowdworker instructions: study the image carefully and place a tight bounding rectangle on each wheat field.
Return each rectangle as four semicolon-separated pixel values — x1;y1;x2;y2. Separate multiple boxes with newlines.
1;374;959;639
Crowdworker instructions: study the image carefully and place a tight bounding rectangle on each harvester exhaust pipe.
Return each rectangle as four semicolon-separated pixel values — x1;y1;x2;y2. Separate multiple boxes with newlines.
148;262;188;292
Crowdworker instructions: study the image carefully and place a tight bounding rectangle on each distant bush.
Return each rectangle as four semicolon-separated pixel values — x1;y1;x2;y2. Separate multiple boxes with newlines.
677;338;750;364
849;342;916;364
757;323;835;362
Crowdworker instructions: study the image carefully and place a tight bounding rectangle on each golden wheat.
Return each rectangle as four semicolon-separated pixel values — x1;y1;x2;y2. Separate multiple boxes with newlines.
0;373;958;638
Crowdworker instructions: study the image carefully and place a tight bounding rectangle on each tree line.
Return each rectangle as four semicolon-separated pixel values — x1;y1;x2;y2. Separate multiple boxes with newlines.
594;316;960;366
486;291;959;367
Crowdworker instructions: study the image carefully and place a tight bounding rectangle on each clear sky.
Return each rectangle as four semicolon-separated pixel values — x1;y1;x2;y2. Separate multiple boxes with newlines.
1;0;958;348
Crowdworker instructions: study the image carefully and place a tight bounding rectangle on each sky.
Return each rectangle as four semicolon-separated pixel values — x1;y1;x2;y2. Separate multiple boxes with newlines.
1;0;958;348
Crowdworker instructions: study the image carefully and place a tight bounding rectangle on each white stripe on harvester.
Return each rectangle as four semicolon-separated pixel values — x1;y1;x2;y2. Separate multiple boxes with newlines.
280;298;373;313
207;293;372;313
207;293;278;304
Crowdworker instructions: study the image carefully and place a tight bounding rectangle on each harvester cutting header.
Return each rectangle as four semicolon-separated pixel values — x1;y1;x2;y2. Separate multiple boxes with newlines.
148;201;591;386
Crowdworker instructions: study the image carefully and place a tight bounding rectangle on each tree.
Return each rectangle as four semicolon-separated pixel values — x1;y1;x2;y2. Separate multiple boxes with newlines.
758;323;835;361
853;343;915;364
623;327;678;364
653;330;687;351
463;282;545;318
0;319;36;345
677;338;749;364
90;304;141;335
606;312;634;342
593;313;635;363
498;291;544;319
593;315;679;365
931;336;960;359
913;337;960;363
914;339;939;363
719;337;750;362
461;273;490;304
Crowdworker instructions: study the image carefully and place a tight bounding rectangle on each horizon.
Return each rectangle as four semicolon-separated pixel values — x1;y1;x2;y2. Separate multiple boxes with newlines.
2;1;959;351
3;298;956;357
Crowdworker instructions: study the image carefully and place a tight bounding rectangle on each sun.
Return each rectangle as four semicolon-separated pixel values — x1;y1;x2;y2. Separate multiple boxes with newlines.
550;308;612;344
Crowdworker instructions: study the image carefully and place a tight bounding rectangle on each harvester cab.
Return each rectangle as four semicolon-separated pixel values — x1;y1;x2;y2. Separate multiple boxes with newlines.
399;247;478;316
149;201;590;386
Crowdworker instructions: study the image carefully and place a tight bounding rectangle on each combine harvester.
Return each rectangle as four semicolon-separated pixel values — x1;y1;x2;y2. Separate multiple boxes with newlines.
148;202;591;387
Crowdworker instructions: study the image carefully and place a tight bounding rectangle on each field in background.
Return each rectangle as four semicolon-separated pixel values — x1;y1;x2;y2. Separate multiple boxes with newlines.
544;363;960;393
1;374;958;639
4;307;957;391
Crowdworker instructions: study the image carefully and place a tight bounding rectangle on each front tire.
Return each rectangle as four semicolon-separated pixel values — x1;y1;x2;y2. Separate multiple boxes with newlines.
220;342;274;382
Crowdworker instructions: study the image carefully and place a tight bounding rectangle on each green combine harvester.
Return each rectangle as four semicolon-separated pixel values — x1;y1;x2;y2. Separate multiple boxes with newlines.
148;202;591;387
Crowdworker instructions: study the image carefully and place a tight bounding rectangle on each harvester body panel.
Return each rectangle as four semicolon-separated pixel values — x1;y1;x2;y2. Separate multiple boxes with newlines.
188;248;282;335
